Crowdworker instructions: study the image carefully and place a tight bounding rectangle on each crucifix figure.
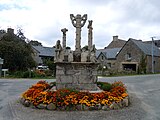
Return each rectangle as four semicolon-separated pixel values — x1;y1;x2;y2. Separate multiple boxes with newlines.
70;14;87;52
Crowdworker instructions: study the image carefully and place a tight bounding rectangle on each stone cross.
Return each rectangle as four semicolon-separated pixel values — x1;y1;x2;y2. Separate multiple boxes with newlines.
88;20;93;55
70;14;87;52
61;28;68;51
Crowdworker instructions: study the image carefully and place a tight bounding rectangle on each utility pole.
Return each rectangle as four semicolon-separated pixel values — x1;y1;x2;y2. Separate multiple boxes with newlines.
151;37;155;73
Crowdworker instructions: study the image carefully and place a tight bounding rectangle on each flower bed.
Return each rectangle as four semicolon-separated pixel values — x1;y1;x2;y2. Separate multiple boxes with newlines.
20;81;129;111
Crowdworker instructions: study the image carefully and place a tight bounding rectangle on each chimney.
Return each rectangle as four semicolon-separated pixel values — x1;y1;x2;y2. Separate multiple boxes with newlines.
113;35;118;41
7;28;14;34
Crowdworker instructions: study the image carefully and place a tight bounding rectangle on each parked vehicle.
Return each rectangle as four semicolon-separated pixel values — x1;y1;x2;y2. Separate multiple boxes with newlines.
36;65;49;71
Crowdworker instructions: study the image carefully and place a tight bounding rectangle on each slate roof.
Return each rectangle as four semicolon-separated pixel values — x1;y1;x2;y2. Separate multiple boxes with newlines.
130;39;160;57
105;39;126;49
32;46;55;57
96;48;121;59
144;40;160;48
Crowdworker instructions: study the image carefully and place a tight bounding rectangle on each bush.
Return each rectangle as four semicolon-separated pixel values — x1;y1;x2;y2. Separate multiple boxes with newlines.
22;71;36;78
97;82;112;91
13;71;23;78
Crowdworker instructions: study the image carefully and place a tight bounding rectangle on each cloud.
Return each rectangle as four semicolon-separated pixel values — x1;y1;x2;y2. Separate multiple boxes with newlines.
0;0;160;49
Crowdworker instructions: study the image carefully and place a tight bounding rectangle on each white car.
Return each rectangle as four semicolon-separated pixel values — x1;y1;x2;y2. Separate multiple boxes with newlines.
36;65;49;70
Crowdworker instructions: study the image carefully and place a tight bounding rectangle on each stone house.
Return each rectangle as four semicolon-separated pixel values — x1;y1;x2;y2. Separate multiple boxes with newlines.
32;46;55;65
96;36;126;73
96;48;121;70
115;38;160;73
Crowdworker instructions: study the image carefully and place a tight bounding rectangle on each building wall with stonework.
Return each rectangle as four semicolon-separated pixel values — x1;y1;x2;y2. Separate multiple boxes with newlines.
115;39;160;73
115;40;143;72
97;53;107;67
146;56;160;73
96;52;117;75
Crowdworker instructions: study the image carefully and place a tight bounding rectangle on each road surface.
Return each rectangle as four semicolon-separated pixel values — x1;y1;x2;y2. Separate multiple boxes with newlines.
0;74;160;120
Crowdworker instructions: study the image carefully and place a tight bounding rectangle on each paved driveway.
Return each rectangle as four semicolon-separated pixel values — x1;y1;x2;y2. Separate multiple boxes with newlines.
0;74;160;120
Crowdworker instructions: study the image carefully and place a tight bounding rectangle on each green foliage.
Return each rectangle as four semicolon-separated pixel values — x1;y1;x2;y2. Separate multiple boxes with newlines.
0;28;36;72
97;82;112;91
44;70;53;76
138;54;147;74
49;82;56;87
22;71;35;78
45;60;56;77
16;28;26;40
11;70;46;78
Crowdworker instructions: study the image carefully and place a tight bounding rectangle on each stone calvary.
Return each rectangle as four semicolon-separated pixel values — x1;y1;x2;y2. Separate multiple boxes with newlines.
20;14;129;111
55;14;99;91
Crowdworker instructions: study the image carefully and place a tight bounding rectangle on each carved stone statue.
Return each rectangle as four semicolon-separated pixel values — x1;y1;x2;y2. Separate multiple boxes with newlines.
81;48;89;62
55;40;63;62
90;44;97;62
68;50;73;62
70;14;87;52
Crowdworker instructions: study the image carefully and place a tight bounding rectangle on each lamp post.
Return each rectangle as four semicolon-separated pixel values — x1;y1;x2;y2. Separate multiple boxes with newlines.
151;37;155;73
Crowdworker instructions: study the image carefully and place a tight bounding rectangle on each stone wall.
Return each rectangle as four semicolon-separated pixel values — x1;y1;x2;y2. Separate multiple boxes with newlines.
116;40;160;73
56;62;99;91
146;56;160;73
116;40;142;72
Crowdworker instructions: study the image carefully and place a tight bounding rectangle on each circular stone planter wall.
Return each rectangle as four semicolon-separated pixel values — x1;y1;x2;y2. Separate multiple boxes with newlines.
20;81;129;111
20;96;129;111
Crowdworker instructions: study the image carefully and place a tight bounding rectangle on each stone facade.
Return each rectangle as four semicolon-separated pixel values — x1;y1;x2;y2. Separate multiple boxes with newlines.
56;62;99;91
116;40;142;72
116;39;160;73
146;56;160;73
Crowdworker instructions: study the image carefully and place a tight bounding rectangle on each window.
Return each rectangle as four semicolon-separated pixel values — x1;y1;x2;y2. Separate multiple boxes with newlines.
125;53;131;60
101;56;104;60
107;63;111;69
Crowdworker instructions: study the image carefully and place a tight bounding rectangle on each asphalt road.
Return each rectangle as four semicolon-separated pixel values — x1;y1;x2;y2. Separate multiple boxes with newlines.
0;74;160;120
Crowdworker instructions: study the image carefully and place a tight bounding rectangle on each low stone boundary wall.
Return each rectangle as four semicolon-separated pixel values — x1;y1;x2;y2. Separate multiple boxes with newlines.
20;96;129;111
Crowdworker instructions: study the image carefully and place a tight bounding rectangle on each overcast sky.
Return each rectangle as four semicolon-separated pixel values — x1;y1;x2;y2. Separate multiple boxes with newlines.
0;0;160;49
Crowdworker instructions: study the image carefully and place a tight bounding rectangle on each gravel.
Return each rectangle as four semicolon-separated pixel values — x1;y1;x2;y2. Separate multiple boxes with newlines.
9;92;147;120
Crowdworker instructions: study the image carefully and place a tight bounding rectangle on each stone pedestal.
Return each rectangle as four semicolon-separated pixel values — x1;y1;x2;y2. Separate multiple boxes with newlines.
56;62;99;91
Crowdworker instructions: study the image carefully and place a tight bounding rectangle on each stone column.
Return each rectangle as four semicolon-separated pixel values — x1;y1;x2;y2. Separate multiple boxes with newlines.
88;20;93;54
70;14;87;52
61;28;68;52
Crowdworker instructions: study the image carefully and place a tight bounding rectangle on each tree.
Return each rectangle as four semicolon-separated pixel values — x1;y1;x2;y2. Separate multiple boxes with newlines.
138;54;147;74
0;28;36;72
16;27;26;41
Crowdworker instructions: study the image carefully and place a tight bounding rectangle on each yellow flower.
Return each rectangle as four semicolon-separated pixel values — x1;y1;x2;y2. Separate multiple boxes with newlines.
121;93;128;98
101;99;109;105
